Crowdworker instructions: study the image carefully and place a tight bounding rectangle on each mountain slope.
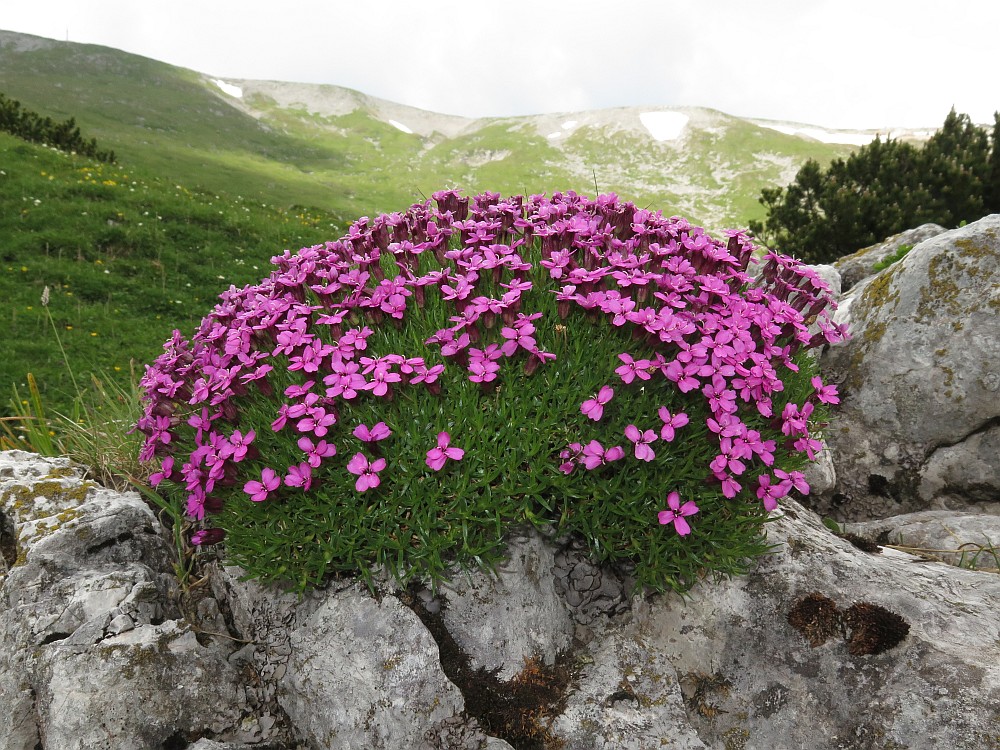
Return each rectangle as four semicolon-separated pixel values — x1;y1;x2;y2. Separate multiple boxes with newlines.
0;28;865;230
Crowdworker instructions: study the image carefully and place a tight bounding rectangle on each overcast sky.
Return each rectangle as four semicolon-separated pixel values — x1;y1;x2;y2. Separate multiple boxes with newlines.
4;0;997;129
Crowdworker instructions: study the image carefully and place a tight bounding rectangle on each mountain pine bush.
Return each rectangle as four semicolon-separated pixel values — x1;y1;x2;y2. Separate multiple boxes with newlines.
750;109;1000;264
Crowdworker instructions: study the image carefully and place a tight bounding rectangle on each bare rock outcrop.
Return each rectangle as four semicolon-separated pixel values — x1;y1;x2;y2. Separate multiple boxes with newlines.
817;215;1000;520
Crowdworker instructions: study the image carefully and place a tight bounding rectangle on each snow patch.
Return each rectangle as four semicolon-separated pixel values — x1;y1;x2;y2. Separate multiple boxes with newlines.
388;119;414;134
547;131;563;139
756;122;874;146
561;120;578;130
212;79;243;99
639;111;689;142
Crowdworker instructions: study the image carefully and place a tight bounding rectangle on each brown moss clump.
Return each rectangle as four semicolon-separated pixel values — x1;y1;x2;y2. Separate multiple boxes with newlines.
787;592;842;648
788;594;909;655
838;533;882;554
843;602;910;656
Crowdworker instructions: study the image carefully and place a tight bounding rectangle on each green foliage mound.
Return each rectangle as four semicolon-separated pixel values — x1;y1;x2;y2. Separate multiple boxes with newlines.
138;191;845;594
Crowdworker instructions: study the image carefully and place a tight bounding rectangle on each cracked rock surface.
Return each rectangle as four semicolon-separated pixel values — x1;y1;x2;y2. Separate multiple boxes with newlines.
0;450;245;750
818;215;1000;520
2;449;1000;749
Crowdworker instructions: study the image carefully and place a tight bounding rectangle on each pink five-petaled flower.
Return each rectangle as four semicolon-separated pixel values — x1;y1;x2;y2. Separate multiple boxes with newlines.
244;467;280;503
426;431;465;471
580;440;625;470
755;474;787;511
657;407;689;442
615;353;652;384
353;421;392;443
775;468;810;494
811;376;840;405
658;491;699;536
559;442;583;474
297;436;337;467
581;385;614;421
219;429;255;462
149;456;174;487
284;462;313;491
624;424;657;462
347;452;387;492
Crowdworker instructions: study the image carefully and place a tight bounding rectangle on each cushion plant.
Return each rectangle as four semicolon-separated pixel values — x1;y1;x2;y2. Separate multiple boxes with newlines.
137;190;846;594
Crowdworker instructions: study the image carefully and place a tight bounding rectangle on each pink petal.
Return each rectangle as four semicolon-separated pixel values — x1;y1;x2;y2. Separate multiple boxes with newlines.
666;491;681;511
346;453;368;475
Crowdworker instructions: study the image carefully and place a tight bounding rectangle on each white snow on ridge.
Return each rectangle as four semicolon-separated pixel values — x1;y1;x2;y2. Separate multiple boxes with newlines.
639;111;689;142
561;120;578;130
756;122;874;146
212;79;243;99
388;119;414;134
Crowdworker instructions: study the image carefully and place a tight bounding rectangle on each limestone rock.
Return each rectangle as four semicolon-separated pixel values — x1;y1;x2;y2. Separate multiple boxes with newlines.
436;528;576;681
551;632;707;749
4;444;1000;749
628;498;1000;750
277;584;476;750
834;223;946;291
35;620;244;750
0;451;245;750
843;509;1000;571
818;215;1000;519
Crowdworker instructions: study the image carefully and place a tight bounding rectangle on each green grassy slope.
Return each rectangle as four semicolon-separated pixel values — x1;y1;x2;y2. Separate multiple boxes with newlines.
0;131;340;419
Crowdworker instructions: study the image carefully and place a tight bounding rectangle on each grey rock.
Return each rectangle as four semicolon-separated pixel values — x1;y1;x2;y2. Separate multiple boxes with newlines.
553;536;631;630
834;222;946;291
920;423;1000;505
35;620;244;750
4;404;1000;750
629;498;1000;750
438;528;576;680
278;584;471;749
844;509;1000;570
0;451;246;750
551;632;707;749
818;216;1000;519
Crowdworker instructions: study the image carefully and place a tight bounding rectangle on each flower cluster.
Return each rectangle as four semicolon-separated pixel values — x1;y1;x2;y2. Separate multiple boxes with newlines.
137;189;845;590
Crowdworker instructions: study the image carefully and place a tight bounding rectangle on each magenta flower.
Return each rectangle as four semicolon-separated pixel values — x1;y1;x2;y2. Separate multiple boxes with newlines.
559;442;583;474
658;491;699;536
284;462;313;490
347;452;387;492
149;456;175;487
755;474;786;511
775;468;810;494
657;407;689;441
191;528;226;546
581;385;614;421
353;421;392;442
581;440;625;470
615;353;652;384
297;436;337;467
625;424;657;462
219;429;255;462
811;376;840;405
244;467;280;503
426;431;465;471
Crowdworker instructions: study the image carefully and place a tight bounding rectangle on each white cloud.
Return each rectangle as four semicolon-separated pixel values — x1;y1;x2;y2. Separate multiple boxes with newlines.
4;0;999;128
